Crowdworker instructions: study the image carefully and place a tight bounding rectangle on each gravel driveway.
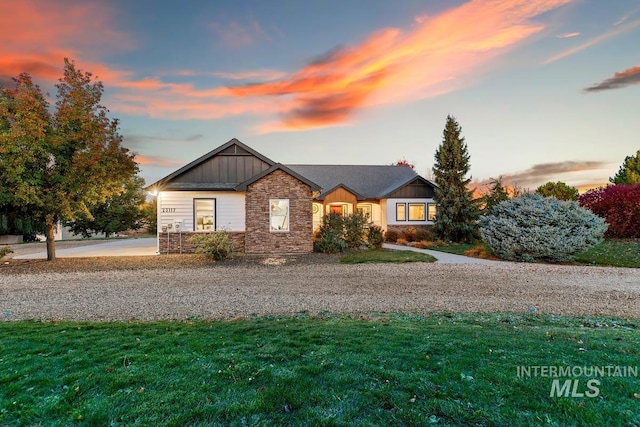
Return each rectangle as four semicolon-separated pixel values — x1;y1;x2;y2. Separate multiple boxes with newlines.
1;256;639;321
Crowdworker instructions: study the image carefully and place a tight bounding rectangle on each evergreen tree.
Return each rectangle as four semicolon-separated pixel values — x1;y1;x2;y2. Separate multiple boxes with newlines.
535;181;579;201
432;115;479;242
610;150;640;185
480;177;510;215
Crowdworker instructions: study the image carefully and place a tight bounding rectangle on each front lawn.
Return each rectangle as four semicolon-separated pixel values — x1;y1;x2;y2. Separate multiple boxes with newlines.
339;248;436;264
429;239;640;268
574;239;640;268
1;314;639;426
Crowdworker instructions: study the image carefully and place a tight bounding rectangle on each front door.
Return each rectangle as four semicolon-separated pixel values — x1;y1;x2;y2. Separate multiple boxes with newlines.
329;205;344;215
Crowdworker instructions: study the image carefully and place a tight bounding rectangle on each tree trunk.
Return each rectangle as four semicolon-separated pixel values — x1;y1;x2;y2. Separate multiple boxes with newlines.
45;220;56;261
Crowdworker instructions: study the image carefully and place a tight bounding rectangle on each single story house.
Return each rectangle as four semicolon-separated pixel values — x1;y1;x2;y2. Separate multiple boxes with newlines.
148;138;437;254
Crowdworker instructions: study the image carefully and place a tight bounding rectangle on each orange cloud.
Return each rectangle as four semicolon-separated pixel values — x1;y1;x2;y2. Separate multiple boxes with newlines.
135;155;185;168
226;0;573;131
0;0;575;132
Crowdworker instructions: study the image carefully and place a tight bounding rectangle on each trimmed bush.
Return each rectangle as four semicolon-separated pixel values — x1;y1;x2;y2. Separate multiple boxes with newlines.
343;213;367;248
0;247;13;258
479;193;607;262
314;213;348;253
401;228;417;242
384;230;399;243
189;230;235;261
367;225;384;249
579;184;640;238
414;228;434;242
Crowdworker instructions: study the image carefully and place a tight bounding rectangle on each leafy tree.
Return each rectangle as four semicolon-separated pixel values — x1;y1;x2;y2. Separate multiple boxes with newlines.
392;158;416;170
480;193;607;262
479;177;510;215
432;115;479;242
610;150;640;185
64;176;146;238
579;183;640;238
140;197;158;235
0;59;137;260
535;181;579;201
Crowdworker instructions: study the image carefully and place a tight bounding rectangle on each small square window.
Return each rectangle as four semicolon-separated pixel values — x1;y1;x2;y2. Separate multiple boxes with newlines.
408;203;426;221
396;203;406;221
270;199;289;232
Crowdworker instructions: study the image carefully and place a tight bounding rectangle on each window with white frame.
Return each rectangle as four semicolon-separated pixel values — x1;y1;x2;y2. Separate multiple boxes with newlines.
194;199;215;231
427;203;437;221
270;199;289;232
408;203;426;221
396;203;406;221
357;204;372;221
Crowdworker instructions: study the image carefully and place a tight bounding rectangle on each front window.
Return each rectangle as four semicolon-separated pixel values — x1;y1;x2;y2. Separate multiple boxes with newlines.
270;199;289;232
408;203;426;221
396;203;406;221
427;203;437;221
357;204;372;221
194;199;215;231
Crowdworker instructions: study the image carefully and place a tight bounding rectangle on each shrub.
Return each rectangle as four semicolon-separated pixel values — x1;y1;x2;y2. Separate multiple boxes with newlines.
414;228;434;242
343;213;367;248
479;193;607;262
413;240;435;249
401;228;417;242
367;225;384;249
314;213;348;253
0;246;13;258
189;230;235;261
463;245;496;260
384;230;399;243
395;238;409;246
579;184;640;238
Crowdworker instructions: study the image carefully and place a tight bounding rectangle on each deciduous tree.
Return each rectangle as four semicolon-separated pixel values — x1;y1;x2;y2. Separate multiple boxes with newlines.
432;115;479;242
0;59;137;260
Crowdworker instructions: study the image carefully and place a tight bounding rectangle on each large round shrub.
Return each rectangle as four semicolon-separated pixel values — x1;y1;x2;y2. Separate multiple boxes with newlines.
479;193;607;262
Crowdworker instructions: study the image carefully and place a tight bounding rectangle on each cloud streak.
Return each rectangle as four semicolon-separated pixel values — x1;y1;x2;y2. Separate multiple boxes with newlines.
584;65;640;92
544;18;640;64
507;161;608;186
1;0;574;132
225;0;573;131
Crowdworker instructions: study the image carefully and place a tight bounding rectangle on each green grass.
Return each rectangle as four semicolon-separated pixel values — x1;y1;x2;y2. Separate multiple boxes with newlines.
574;239;640;268
339;248;436;263
1;314;639;426
430;239;640;268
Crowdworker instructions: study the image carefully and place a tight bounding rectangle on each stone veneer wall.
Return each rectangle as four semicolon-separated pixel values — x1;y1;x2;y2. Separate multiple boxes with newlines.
245;170;313;254
159;231;245;254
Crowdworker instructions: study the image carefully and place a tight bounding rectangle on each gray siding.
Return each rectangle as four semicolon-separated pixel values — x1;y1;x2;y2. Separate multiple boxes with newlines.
387;179;435;198
173;154;271;184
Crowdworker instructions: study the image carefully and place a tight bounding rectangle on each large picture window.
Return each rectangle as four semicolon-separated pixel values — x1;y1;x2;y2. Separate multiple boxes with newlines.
270;199;289;232
357;204;372;221
408;203;426;221
194;199;215;231
427;203;437;221
396;203;406;221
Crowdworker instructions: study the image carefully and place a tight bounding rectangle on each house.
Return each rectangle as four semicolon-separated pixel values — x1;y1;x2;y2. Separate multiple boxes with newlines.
148;138;437;254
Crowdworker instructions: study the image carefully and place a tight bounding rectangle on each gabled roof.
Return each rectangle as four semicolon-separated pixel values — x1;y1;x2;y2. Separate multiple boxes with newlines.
286;165;435;200
316;183;364;201
235;163;321;191
146;138;276;190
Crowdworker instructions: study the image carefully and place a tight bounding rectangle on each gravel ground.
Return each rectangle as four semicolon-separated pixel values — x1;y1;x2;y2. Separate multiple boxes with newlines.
1;251;639;321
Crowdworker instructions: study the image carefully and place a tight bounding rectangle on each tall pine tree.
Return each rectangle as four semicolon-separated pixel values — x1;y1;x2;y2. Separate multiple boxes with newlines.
432;115;479;242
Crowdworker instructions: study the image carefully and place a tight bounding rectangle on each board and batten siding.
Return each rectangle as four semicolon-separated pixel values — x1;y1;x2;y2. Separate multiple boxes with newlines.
157;191;245;232
385;198;435;225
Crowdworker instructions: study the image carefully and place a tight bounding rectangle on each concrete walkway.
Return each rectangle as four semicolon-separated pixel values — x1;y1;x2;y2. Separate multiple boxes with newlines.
14;238;158;259
382;243;502;264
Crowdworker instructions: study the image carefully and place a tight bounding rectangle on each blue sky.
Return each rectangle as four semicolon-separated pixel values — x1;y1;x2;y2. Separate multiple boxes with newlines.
1;0;639;191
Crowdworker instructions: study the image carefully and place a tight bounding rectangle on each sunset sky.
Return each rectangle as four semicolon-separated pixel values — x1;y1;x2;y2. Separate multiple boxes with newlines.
1;0;639;191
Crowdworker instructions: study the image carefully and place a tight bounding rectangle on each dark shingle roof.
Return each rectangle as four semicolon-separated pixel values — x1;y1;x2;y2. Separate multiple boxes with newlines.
286;165;430;199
